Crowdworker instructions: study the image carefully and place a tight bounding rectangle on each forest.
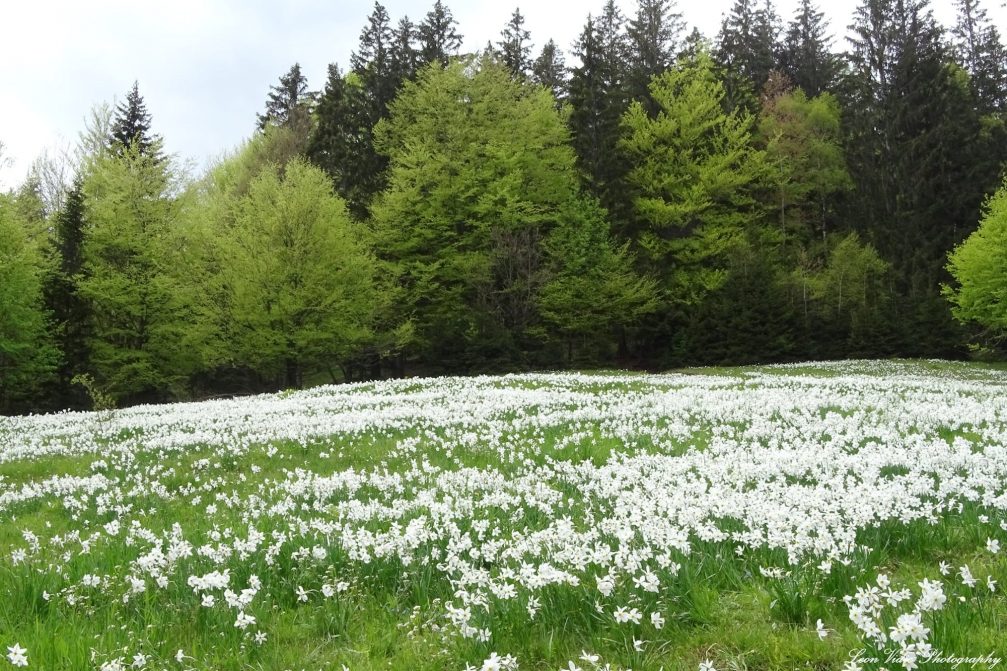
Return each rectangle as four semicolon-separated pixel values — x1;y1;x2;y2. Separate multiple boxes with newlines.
1;0;1006;413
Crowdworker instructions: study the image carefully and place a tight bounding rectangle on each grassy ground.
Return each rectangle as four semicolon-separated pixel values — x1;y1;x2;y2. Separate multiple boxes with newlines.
1;361;1005;671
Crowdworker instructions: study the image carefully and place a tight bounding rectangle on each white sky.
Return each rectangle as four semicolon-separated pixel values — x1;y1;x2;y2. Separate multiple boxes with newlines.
0;0;1002;188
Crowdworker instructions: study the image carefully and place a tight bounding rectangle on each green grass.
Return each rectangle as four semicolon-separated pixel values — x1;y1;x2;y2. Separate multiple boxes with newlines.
1;360;1006;670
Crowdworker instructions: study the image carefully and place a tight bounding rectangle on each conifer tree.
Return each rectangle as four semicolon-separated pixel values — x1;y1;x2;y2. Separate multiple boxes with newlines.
110;82;162;160
532;40;568;102
717;0;782;100
779;0;840;96
568;9;632;231
257;63;312;131
418;0;462;66
498;8;533;78
626;0;683;106
844;0;985;354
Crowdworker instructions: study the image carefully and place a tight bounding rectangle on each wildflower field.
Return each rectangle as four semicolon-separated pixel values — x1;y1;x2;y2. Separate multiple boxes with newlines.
2;361;1007;671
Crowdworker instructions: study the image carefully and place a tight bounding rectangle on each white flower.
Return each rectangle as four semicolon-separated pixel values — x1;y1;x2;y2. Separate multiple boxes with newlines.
987;538;1000;554
633;638;645;652
650;611;665;630
959;565;977;588
234;611;256;629
579;651;600;664
939;561;951;576
481;652;503;671
175;650;186;664
987;575;997;593
296;586;309;602
132;653;147;668
254;631;267;645
613;606;642;624
6;644;28;668
816;619;828;639
699;660;717;671
201;594;215;608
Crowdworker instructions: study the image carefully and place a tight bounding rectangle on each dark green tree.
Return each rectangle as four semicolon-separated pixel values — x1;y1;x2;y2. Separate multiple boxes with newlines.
568;8;632;232
391;17;421;83
44;179;91;406
844;0;985;355
716;0;782;102
257;63;312;131
626;0;684;106
418;0;463;66
532;39;568;102
110;82;162;159
497;8;533;78
779;0;841;96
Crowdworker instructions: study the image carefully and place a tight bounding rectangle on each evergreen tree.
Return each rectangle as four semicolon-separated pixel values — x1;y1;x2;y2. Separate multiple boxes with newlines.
110;82;162;160
626;0;684;106
44;179;91;406
621;49;769;360
844;0;985;355
568;8;632;232
717;0;782;100
780;0;841;96
532;40;568;102
391;17;421;83
257;63;312;131
417;0;462;66
498;8;533;79
307;64;364;210
952;0;1007;113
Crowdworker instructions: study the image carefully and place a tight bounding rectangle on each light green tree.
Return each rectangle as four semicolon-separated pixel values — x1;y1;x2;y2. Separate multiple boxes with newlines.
758;81;852;248
0;193;59;412
945;178;1007;337
620;48;769;306
77;143;192;402
371;56;652;367
189;147;379;388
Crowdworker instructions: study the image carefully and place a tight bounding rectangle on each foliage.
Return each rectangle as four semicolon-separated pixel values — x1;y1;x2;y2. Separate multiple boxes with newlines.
77;143;192;403
372;58;648;368
621;48;768;305
0;194;58;412
945;178;1007;339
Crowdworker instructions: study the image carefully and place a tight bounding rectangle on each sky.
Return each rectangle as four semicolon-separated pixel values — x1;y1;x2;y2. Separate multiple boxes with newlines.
1;0;1003;188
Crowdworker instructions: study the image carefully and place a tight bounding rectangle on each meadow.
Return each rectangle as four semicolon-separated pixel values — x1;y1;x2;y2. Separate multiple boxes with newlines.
1;360;1006;671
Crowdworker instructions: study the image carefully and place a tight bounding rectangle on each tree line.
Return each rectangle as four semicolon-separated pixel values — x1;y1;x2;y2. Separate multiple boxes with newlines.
1;0;1005;412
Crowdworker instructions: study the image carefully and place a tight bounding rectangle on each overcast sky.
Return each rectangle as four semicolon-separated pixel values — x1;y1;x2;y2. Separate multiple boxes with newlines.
0;0;1002;188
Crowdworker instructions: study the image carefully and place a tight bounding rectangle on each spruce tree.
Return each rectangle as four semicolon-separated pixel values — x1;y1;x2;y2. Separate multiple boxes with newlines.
498;8;533;79
568;10;632;232
418;0;462;66
110;82;162;159
532;40;568;102
779;0;840;96
391;17;420;83
257;63;312;131
845;0;985;354
952;0;1007;113
44;179;90;407
717;0;782;100
626;0;684;106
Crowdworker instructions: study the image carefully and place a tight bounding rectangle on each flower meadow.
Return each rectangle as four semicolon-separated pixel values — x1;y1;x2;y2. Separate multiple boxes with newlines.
2;360;1006;671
